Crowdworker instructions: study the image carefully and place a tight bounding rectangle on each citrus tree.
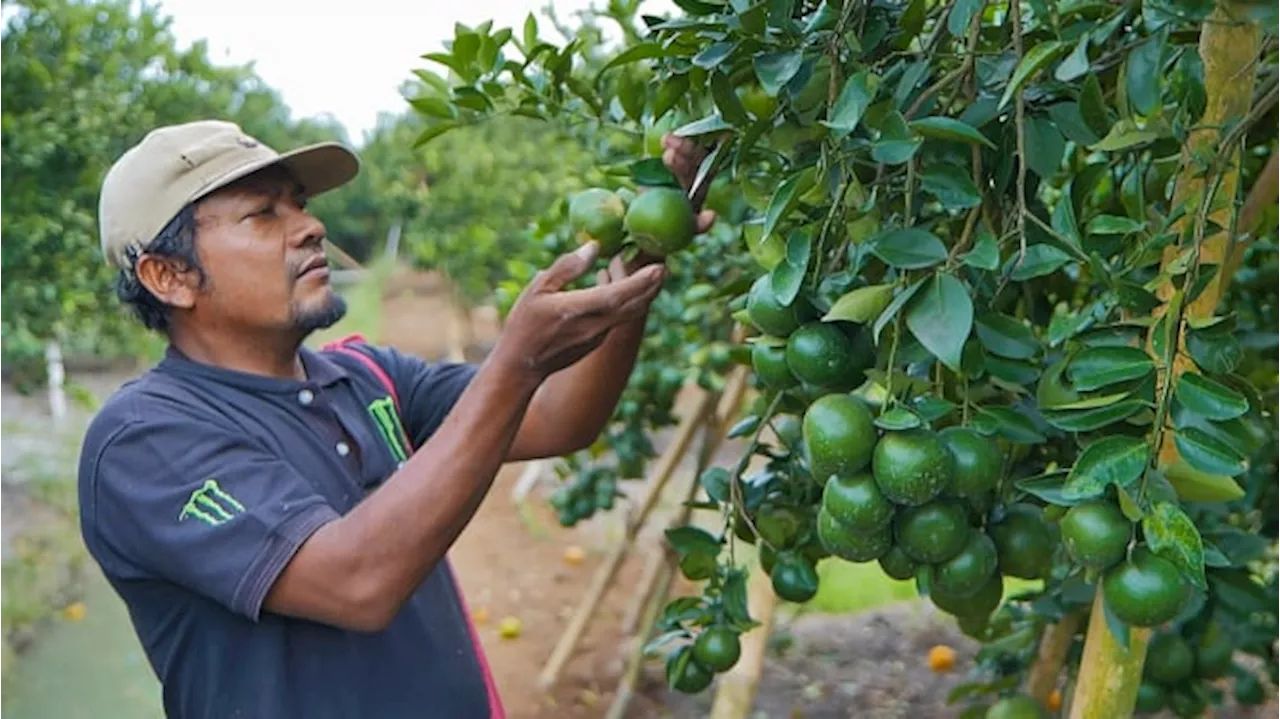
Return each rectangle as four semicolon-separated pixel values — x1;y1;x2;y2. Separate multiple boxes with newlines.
408;0;1278;714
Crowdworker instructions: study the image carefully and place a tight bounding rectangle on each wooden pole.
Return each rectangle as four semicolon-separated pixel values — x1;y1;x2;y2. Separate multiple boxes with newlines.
536;388;720;690
1026;611;1084;707
1068;590;1151;719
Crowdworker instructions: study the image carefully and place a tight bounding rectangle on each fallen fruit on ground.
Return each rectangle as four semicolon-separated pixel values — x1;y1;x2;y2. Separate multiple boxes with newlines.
498;616;522;639
928;644;957;672
562;545;586;566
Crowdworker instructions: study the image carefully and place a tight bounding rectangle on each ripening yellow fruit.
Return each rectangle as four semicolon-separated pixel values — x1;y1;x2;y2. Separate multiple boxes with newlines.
928;644;957;672
499;616;523;639
563;545;587;566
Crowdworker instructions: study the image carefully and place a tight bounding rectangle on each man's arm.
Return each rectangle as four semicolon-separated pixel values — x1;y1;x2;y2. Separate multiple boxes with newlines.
506;134;719;461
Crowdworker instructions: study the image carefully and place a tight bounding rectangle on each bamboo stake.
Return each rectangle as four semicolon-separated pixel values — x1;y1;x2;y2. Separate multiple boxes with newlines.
536;388;720;690
605;555;677;719
323;238;364;270
708;562;780;719
619;548;669;635
1068;590;1151;719
1027;611;1084;707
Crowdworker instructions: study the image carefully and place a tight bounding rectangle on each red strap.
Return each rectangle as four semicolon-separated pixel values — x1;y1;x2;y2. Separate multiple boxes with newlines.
319;334;506;718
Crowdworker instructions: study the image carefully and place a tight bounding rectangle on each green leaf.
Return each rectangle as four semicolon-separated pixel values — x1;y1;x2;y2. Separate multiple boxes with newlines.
1102;585;1132;646
1046;391;1131;410
652;74;689;120
600;42;670;74
948;0;983;36
873;279;926;343
875;406;923;430
960;227;999;270
770;229;812;306
986;356;1042;386
1079;73;1112;138
665;526;722;556
1174;428;1248;477
728;415;761;439
823;284;895;323
1010;244;1072;280
700;467;732;503
1042;399;1146;432
911;395;957;422
1090;122;1162;152
1116;485;1144;521
721;569;756;628
824;70;876;138
693;41;737;69
630;158;682;187
674;114;734;138
871;112;923;164
921;163;982;210
523;13;539;53
763;172;804;240
1187;329;1242;375
1175;373;1249;421
413;121;463;148
905;274;974;372
999;40;1070;110
452;87;494;111
711;72;751;126
1125;33;1164;116
754;51;804;96
909;116;996;149
1048;101;1103;146
742;219;783;270
1089;215;1145;235
869;228;948;269
409;96;458;120
1025;117;1066;178
972;406;1047;444
1067;346;1154;391
974;314;1039;359
1016;470;1078;506
1063;436;1149;500
1051;197;1082;248
1055;33;1091;82
1143;501;1206;589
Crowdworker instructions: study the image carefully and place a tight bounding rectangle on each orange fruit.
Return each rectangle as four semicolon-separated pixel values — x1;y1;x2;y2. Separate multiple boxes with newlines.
563;545;587;566
1047;689;1062;711
928;644;956;672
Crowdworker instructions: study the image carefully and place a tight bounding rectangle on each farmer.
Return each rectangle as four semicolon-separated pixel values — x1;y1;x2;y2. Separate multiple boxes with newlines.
78;119;717;718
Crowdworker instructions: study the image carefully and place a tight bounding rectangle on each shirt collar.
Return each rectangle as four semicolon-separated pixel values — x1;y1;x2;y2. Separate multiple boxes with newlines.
158;343;349;393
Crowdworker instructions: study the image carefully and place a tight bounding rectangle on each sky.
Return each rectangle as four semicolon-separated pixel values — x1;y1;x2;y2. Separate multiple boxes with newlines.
154;0;675;147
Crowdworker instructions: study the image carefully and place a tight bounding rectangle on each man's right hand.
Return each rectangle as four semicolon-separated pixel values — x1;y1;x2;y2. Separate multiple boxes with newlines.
492;241;666;380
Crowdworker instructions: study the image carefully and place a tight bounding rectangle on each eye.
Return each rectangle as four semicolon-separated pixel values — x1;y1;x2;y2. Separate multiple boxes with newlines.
254;202;276;217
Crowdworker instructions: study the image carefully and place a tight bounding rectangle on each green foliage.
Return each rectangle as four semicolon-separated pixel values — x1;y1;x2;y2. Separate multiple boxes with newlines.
1;0;348;371
405;0;1277;711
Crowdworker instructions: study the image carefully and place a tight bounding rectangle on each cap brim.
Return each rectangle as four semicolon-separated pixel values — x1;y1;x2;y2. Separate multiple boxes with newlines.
194;141;360;205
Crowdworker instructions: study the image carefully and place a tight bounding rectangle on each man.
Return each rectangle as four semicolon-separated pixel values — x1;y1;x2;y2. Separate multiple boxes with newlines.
78;119;717;718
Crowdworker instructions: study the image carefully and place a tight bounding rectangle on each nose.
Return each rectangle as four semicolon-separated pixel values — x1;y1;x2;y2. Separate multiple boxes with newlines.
286;203;327;249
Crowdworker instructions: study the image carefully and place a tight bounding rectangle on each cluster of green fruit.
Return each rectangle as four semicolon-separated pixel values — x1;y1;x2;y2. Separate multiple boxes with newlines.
568;184;698;258
664;625;743;693
1134;623;1269;716
547;467;619;527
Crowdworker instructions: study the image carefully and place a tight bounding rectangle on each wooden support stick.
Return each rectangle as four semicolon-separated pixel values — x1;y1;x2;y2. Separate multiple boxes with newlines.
1027;611;1084;706
536;388;720;690
619;548;667;635
604;554;677;719
323;238;364;270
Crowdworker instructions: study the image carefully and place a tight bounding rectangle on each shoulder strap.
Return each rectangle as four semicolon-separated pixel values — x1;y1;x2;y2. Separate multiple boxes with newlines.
320;334;414;450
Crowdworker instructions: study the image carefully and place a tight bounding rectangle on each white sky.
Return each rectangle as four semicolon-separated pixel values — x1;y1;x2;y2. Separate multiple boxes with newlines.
155;0;675;147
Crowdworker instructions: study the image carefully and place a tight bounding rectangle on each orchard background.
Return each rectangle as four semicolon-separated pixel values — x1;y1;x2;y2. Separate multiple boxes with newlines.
2;0;1277;716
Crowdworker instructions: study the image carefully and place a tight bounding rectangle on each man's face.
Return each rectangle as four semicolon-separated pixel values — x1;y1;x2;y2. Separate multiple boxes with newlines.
187;166;347;338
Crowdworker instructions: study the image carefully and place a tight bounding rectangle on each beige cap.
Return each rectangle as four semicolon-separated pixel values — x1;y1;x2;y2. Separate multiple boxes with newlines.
98;119;360;269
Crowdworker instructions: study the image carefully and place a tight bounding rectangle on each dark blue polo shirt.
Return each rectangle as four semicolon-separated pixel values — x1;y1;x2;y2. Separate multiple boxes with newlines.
76;339;500;718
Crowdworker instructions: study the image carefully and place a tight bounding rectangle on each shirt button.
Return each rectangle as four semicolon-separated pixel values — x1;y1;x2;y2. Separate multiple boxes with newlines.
298;389;314;406
336;441;350;457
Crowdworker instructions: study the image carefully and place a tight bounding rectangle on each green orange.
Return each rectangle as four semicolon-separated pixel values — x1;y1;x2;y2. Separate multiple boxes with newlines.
1102;547;1188;628
624;187;697;256
938;427;1001;498
817;506;892;562
872;429;955;506
878;546;919;581
821;471;894;531
984;695;1047;719
785;322;865;389
568;187;627;254
802;393;877;483
771;556;820;603
988;504;1055;580
746;274;814;337
1145;632;1194;684
1061;500;1131;570
752;342;799;390
896;501;970;564
931;531;999;598
693;626;741;673
666;645;713;693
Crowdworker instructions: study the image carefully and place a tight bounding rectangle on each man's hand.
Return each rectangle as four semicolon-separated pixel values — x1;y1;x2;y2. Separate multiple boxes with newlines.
494;241;666;381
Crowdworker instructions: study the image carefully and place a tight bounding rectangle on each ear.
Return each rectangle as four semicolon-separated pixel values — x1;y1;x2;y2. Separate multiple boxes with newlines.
135;254;201;310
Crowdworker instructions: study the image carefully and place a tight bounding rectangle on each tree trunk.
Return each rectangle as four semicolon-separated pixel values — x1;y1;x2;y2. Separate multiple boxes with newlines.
1026;611;1083;706
1069;592;1151;719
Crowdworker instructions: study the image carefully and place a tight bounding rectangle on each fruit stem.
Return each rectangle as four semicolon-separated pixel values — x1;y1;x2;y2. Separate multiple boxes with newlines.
1026;610;1084;707
728;390;785;549
883;311;903;414
1068;590;1152;719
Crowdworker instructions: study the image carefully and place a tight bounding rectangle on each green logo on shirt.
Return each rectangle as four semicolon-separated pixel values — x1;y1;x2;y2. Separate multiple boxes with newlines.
367;396;410;462
179;479;245;526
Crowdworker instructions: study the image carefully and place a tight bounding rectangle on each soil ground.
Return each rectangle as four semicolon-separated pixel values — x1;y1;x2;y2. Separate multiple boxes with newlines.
2;271;1275;718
